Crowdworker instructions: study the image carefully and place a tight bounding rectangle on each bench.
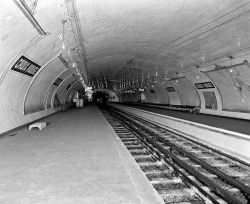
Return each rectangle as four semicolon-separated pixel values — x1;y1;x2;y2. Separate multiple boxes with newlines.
29;122;47;131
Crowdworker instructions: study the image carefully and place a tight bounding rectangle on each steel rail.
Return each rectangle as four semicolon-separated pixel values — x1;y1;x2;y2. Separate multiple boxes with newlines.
108;106;249;204
123;109;250;198
119;104;250;168
106;107;218;204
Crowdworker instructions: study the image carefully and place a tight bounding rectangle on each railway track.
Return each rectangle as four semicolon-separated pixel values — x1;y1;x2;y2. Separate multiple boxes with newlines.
100;106;250;204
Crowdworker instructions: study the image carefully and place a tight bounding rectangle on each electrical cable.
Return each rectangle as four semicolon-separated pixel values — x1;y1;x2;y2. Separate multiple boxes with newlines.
146;1;250;55
139;9;250;61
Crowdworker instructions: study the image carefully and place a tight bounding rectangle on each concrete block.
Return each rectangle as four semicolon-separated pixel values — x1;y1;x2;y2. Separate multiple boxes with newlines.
29;122;47;131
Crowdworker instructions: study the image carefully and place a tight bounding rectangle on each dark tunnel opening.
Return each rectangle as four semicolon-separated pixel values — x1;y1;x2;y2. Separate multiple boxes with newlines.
92;91;109;105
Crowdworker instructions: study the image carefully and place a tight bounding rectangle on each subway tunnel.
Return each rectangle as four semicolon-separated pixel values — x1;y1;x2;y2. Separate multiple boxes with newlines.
1;0;250;203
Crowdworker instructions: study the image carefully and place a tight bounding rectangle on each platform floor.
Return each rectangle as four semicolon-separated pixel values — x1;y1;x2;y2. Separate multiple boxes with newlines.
124;104;250;135
0;105;163;204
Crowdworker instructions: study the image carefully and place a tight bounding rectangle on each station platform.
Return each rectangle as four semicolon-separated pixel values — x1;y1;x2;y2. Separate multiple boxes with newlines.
0;105;163;204
122;104;250;135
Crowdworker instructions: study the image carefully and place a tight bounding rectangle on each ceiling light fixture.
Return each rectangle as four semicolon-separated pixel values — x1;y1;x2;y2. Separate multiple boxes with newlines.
229;56;234;73
61;19;67;50
196;65;200;79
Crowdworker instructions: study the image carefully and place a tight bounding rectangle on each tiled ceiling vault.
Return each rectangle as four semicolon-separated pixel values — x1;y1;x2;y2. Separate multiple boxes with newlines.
1;0;250;85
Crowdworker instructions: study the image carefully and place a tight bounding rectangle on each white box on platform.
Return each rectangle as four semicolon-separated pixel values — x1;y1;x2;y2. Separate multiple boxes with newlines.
29;122;46;131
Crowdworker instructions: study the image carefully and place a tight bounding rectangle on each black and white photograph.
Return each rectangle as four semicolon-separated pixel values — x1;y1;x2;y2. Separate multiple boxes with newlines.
0;0;250;203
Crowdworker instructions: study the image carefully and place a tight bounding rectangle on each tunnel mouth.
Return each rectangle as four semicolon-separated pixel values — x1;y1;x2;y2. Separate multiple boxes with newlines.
92;91;109;105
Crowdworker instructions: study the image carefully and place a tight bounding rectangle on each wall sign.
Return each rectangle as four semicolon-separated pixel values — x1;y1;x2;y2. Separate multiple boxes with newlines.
124;90;135;93
165;87;175;92
11;55;41;77
66;84;71;90
53;78;63;86
195;82;215;89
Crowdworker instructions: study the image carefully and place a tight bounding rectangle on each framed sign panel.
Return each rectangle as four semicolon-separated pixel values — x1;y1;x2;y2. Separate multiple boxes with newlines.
66;84;71;90
53;78;63;86
11;55;41;77
195;82;215;89
165;87;175;92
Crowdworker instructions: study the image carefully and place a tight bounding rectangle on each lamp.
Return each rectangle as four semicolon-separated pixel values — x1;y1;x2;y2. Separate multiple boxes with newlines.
61;19;67;50
196;65;200;79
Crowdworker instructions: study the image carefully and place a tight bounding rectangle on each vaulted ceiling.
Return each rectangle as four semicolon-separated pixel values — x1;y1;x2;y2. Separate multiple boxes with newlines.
1;0;250;85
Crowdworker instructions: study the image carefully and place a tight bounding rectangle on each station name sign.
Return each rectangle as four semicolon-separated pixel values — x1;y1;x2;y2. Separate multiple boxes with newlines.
124;90;135;93
11;55;41;77
194;82;215;89
53;78;63;86
165;87;175;92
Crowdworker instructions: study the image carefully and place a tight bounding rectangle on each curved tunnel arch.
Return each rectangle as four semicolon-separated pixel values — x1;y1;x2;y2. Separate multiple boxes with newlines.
43;69;74;109
1;0;250;135
23;54;66;114
66;85;85;105
63;81;83;105
55;75;77;105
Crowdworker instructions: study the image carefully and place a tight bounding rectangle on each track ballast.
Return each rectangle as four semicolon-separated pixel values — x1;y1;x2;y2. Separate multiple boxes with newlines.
100;105;250;204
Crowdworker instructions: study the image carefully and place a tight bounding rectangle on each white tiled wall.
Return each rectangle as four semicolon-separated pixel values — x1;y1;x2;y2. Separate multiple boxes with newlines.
0;70;61;135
